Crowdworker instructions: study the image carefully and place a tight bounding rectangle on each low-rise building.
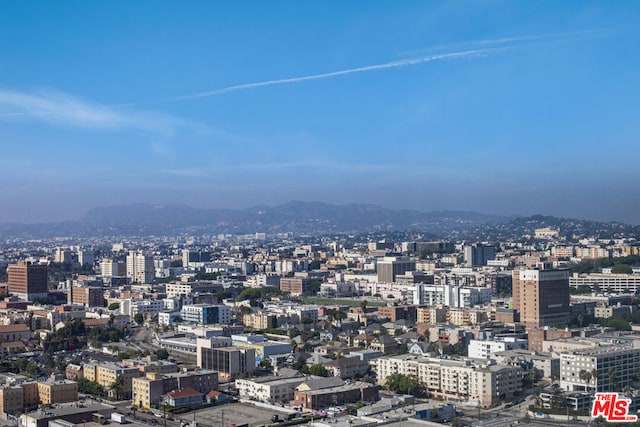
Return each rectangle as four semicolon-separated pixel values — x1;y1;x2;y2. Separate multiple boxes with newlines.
37;378;78;405
493;350;559;380
468;337;528;359
83;362;142;400
375;354;522;407
132;370;218;409
235;373;305;404
231;334;291;365
0;324;32;342
162;387;204;408
197;338;255;381
293;379;379;411
560;345;640;392
325;357;370;379
181;304;231;325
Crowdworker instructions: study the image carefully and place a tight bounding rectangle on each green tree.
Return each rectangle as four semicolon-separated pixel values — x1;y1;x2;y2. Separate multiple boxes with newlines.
156;348;169;360
25;361;37;376
598;316;631;331
577;314;585;328
309;364;328;377
384;374;425;396
108;375;126;400
612;264;633;274
134;313;144;325
579;369;592;390
608;368;618;391
77;377;106;396
108;302;121;311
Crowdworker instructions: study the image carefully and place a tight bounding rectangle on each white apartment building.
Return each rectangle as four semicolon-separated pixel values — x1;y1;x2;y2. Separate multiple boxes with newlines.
158;312;180;326
560;345;640;392
468;337;529;359
166;282;220;298
570;273;640;293
162;298;185;311
180;304;231;325
374;354;522;407
154;259;172;278
126;251;155;284
235;375;305;404
120;298;164;317
408;283;492;307
245;274;280;288
262;303;318;324
100;259;123;277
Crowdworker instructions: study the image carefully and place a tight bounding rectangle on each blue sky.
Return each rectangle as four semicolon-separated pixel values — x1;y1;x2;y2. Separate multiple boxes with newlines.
0;1;639;224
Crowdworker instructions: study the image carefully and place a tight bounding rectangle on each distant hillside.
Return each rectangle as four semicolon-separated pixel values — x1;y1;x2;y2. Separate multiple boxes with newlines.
0;201;508;239
0;202;637;240
79;201;509;235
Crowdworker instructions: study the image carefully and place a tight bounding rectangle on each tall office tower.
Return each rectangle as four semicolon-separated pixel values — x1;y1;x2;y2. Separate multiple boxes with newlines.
7;261;48;301
463;244;496;267
126;251;155;284
182;249;212;268
377;257;416;283
512;268;570;328
54;248;72;264
78;249;95;268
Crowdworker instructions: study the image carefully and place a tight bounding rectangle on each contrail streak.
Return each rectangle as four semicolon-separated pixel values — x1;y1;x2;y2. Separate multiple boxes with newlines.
171;47;508;101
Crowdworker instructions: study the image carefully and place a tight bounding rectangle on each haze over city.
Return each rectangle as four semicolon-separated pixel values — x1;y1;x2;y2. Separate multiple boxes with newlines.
1;2;639;224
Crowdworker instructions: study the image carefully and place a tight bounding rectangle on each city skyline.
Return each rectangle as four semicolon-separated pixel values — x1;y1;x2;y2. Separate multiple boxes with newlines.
1;2;639;224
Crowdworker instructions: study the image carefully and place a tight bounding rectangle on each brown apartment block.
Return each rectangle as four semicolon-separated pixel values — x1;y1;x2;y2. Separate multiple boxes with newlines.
279;278;313;296
68;286;104;307
7;261;48;301
527;327;579;352
377;305;417;322
512;268;570;329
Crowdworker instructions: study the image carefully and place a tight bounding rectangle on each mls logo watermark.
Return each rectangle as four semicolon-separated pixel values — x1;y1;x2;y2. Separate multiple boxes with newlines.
591;393;638;423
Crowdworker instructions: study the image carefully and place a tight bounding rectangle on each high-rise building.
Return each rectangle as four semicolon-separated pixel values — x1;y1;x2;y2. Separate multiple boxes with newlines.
100;259;126;277
78;249;94;268
463;244;496;267
54;248;72;264
377;257;416;283
197;339;255;381
126;251;155;284
68;285;104;307
512;268;570;328
182;249;212;268
7;261;48;301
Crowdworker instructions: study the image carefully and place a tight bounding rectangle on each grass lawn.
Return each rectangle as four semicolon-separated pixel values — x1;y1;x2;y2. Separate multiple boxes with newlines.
302;297;385;307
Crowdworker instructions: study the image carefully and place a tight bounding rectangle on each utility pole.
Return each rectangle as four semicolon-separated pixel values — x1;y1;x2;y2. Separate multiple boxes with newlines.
221;409;224;427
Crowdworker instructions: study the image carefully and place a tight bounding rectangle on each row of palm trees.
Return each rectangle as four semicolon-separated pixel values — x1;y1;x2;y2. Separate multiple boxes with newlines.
579;367;628;393
578;368;598;389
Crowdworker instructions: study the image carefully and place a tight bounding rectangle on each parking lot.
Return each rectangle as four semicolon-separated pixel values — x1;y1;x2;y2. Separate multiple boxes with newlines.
175;403;290;427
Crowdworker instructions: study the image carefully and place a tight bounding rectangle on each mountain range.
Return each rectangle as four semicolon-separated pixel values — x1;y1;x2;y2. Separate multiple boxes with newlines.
0;201;636;240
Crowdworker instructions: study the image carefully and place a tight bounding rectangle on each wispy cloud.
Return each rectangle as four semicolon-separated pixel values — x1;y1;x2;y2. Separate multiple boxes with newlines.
403;28;613;57
0;88;200;137
172;47;507;100
169;29;613;101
